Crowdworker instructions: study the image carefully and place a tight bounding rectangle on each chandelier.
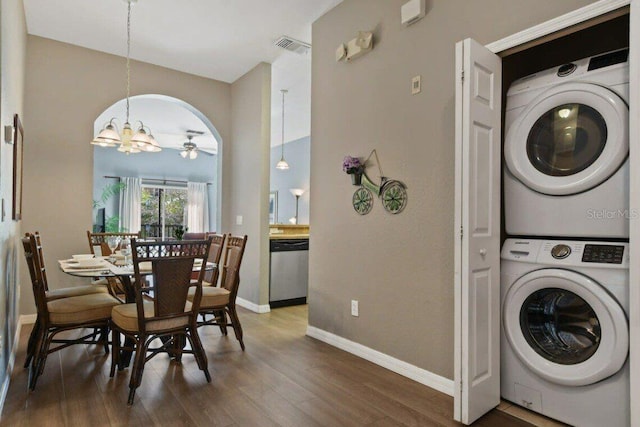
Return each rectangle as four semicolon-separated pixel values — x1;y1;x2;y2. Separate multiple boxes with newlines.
91;0;161;154
275;89;289;170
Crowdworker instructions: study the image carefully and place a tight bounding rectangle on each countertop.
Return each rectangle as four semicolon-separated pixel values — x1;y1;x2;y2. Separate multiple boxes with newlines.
269;234;309;240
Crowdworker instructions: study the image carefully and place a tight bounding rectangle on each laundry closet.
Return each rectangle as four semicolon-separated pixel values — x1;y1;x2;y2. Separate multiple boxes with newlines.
453;3;638;426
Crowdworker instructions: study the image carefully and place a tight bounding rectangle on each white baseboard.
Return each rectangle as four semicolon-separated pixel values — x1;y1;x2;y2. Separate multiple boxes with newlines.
236;297;271;313
306;326;454;397
19;314;36;325
0;315;29;419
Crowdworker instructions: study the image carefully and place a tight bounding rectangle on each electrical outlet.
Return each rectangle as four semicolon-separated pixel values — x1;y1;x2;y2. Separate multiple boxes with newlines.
412;75;421;95
351;300;359;317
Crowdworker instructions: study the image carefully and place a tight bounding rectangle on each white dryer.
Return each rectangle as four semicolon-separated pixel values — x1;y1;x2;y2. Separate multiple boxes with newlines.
501;238;629;427
504;49;629;238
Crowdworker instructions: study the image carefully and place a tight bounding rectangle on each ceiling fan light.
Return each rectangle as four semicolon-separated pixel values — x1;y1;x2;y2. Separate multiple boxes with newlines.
180;150;188;158
189;150;198;159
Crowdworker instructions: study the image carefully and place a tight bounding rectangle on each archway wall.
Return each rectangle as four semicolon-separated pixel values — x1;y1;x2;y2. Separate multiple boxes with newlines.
21;35;232;314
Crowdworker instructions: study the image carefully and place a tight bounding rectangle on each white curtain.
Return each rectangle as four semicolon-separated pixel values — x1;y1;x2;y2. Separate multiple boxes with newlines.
187;182;209;233
119;177;141;233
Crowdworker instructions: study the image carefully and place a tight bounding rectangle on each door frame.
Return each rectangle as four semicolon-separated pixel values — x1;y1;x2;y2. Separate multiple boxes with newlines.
454;0;639;424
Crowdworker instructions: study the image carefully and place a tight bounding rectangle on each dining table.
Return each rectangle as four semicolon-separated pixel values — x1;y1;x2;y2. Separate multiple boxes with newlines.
58;256;216;368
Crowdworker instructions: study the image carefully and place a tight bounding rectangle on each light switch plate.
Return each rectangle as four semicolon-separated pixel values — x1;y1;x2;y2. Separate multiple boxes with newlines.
412;75;421;95
236;215;243;225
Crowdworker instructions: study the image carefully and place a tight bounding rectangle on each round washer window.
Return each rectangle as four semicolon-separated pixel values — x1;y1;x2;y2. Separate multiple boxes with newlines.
526;103;607;177
520;287;601;365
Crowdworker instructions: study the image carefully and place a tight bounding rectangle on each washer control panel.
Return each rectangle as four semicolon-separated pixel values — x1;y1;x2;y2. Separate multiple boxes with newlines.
582;244;625;264
502;239;629;268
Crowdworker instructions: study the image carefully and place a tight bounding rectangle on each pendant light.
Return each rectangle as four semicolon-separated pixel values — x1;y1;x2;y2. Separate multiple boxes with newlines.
91;0;161;154
276;89;290;170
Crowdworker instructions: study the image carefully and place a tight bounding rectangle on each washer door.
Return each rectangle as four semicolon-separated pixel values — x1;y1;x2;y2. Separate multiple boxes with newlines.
504;82;628;195
503;268;628;386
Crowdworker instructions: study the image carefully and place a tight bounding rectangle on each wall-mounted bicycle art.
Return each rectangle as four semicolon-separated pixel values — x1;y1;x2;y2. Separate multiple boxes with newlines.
342;150;407;215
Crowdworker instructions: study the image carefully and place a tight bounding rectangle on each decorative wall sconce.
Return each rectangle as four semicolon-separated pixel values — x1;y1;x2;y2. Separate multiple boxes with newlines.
336;31;373;62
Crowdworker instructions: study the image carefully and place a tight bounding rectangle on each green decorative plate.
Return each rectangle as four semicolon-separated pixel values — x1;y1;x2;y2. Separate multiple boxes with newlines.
352;187;373;215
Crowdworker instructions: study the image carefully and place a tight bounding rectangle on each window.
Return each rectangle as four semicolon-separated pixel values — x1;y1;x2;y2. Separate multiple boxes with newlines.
141;186;188;239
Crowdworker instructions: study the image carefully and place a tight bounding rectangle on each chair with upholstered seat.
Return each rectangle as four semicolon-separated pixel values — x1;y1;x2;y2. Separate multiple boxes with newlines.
23;232;111;369
22;233;121;390
184;233;226;286
109;238;213;405
188;235;248;350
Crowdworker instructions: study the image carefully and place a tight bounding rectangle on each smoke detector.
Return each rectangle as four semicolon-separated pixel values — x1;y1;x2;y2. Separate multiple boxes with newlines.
274;36;311;55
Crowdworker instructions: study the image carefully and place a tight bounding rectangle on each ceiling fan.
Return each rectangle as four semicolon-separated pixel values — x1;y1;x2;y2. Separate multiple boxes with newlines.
180;134;214;159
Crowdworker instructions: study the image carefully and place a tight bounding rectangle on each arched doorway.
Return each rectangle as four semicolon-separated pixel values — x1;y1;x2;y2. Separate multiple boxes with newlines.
92;94;222;235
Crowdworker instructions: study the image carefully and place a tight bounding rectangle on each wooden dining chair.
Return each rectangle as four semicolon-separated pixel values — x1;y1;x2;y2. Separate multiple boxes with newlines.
187;235;248;350
87;230;141;297
86;231;141;256
109;238;213;405
23;232;111;369
184;233;226;286
22;233;121;390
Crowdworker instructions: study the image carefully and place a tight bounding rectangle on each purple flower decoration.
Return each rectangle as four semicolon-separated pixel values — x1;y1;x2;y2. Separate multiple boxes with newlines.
342;156;363;174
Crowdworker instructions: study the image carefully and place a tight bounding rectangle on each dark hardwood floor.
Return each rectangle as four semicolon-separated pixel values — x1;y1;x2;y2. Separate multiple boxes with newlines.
1;305;532;426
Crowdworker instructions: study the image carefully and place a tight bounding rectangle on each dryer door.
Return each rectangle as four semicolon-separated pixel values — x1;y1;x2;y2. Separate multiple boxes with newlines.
503;268;628;386
504;82;628;195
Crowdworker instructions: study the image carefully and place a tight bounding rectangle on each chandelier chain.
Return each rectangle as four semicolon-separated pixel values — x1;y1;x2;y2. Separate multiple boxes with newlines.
126;0;131;123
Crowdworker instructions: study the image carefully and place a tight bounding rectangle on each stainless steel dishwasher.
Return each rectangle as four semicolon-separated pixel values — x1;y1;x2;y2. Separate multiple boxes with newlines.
269;238;309;308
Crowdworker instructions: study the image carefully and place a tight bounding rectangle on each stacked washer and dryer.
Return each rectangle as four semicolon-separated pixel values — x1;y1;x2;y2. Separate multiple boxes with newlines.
501;48;630;427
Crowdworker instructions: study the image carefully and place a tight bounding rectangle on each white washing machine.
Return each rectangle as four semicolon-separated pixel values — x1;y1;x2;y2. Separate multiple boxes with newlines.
501;238;629;427
504;48;629;239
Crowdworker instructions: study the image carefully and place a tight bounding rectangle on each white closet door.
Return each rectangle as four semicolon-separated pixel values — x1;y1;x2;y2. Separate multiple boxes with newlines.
454;38;502;425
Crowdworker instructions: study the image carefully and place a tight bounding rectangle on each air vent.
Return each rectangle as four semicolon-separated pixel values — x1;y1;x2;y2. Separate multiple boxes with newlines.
274;36;311;55
186;130;205;136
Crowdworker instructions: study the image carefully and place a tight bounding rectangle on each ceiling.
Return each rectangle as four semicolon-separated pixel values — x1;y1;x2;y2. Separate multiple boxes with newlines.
23;0;341;83
24;0;340;148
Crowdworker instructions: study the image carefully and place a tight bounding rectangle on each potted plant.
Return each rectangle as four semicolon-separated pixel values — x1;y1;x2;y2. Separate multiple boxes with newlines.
342;155;364;185
174;225;188;240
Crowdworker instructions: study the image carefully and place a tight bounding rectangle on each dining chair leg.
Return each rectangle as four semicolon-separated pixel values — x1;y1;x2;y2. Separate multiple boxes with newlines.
100;326;110;354
215;310;228;336
28;325;46;390
187;325;211;383
110;329;120;378
227;305;245;351
24;317;41;368
128;336;147;405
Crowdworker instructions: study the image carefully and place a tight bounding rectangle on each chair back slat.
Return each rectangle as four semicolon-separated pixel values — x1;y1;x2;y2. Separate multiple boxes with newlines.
21;233;49;317
131;238;212;332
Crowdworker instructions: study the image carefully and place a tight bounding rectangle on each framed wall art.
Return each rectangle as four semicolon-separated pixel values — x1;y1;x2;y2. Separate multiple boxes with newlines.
12;114;23;221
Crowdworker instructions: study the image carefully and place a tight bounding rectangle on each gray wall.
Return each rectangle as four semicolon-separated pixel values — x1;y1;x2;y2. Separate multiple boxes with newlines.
270;136;310;224
309;0;597;380
93;146;217;232
23;36;231;315
228;63;271;306
0;0;26;392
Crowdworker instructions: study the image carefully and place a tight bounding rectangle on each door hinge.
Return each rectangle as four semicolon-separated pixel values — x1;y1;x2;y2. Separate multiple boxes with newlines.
461;70;465;83
460;226;463;239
